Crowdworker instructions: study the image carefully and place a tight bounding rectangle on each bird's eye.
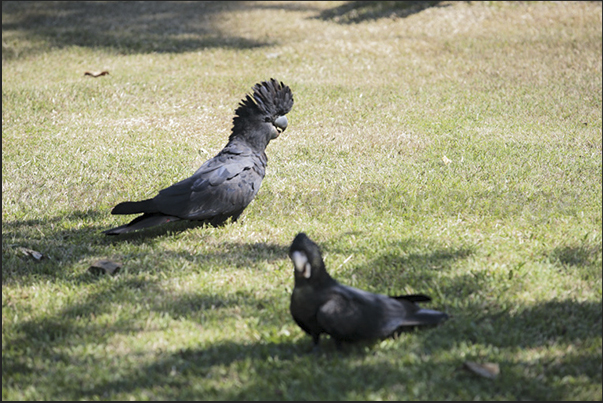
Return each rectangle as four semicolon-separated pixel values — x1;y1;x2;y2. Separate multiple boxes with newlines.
265;117;272;122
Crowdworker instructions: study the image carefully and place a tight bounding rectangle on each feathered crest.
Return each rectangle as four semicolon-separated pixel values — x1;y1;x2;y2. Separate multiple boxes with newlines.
233;78;294;121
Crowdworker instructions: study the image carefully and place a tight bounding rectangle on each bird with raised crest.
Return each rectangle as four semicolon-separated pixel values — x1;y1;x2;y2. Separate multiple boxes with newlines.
104;79;293;235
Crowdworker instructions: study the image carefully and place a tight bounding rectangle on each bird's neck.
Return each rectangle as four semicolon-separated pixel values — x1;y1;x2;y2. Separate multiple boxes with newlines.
228;132;270;153
295;270;337;289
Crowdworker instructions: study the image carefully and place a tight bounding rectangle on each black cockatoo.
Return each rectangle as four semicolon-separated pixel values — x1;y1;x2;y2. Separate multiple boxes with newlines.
288;233;449;350
104;79;293;235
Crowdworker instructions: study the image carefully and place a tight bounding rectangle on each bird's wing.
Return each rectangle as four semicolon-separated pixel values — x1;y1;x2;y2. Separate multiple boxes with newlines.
316;285;399;341
152;145;265;220
316;290;367;341
318;285;437;341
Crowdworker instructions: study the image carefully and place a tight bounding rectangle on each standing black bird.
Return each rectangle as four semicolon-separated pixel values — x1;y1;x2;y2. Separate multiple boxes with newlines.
288;233;449;350
103;79;293;235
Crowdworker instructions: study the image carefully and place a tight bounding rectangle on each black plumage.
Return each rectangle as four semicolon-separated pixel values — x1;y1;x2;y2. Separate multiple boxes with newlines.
288;233;449;350
103;79;293;235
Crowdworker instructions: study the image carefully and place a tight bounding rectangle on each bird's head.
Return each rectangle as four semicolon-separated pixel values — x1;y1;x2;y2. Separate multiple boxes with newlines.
231;78;294;149
288;232;331;285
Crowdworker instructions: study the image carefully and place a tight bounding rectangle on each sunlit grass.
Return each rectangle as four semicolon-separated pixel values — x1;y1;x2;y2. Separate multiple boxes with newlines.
2;1;602;400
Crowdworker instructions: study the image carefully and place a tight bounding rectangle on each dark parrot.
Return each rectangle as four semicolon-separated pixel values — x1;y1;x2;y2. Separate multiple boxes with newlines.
288;233;449;350
104;79;293;235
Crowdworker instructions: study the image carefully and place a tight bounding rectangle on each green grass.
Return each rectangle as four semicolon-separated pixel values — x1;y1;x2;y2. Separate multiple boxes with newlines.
2;1;602;400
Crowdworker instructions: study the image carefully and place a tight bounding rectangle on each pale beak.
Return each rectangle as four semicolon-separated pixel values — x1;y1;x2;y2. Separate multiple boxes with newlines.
274;115;288;134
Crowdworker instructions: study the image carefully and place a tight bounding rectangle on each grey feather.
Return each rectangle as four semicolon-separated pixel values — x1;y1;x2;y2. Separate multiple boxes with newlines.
288;233;449;349
104;79;293;235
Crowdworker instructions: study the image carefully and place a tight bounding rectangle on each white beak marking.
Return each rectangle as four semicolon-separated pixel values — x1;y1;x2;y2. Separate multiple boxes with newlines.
291;251;312;279
303;263;311;278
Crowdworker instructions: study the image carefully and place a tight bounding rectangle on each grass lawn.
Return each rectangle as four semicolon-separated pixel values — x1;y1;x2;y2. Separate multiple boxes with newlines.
2;1;602;400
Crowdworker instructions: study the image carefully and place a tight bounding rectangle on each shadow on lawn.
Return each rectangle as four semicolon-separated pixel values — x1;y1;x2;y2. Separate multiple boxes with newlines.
547;243;602;282
2;209;107;281
2;1;320;58
2;276;294;399
314;1;448;24
2;208;291;286
5;290;599;399
80;340;444;400
2;1;455;59
3;212;601;399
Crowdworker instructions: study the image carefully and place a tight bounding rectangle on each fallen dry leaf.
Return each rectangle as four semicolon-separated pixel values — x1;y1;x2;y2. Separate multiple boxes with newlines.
463;361;500;379
89;259;121;275
84;70;109;77
19;247;44;261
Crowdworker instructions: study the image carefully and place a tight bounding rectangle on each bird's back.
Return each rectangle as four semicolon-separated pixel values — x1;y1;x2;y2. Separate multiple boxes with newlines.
153;143;266;222
104;78;293;235
318;284;447;341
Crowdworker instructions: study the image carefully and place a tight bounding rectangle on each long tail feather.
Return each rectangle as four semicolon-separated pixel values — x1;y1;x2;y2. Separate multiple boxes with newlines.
103;213;180;235
111;199;156;215
391;294;432;303
410;308;449;325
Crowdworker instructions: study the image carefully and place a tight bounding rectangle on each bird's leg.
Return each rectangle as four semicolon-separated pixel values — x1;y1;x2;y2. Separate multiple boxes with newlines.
310;333;321;354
